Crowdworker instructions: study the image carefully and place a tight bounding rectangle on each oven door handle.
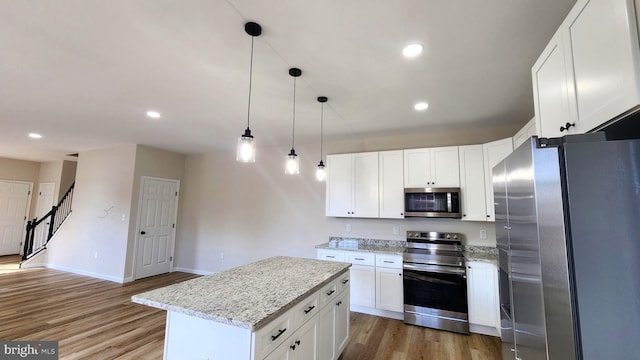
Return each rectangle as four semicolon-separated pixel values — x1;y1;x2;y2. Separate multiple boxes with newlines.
403;263;466;276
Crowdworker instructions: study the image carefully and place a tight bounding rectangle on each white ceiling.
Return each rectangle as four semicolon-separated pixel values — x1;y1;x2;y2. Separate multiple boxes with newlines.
0;0;576;161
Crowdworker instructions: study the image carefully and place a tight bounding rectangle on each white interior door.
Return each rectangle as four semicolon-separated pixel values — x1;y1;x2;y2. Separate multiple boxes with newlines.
0;181;32;256
135;178;179;279
34;182;55;249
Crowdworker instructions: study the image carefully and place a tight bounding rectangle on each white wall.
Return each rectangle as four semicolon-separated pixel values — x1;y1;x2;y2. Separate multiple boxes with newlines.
46;144;137;282
175;126;513;274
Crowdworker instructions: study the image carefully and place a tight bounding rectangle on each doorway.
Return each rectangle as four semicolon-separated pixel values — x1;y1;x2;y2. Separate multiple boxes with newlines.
134;177;179;280
0;181;33;256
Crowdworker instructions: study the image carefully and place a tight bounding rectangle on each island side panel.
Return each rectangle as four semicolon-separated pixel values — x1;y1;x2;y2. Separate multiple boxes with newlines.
164;311;252;360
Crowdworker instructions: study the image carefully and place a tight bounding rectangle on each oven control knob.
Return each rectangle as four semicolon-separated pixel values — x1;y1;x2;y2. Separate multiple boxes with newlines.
453;235;458;240
445;234;451;239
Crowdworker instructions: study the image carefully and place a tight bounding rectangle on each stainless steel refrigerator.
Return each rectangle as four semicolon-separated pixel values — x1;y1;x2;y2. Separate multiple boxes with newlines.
495;133;640;360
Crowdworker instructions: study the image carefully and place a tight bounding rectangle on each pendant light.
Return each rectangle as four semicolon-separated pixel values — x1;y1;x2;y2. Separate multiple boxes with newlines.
316;96;328;182
236;22;262;163
285;67;302;175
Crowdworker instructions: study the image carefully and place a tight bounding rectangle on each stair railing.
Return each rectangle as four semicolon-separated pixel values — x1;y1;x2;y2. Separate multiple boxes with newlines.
22;182;75;261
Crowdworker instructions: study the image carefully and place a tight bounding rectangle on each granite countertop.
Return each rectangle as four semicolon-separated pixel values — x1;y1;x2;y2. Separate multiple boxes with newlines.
315;237;406;255
463;246;497;263
131;256;351;331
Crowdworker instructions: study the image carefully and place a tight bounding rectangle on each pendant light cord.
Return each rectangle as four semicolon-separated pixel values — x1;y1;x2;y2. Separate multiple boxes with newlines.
291;77;296;149
320;103;324;159
247;36;254;129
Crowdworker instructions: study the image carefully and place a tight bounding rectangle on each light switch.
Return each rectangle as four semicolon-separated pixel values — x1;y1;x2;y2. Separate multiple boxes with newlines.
480;229;487;239
346;223;352;232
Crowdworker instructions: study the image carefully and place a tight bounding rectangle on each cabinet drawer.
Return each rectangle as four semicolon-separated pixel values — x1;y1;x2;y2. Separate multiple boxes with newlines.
346;251;375;266
376;254;403;269
317;250;346;262
319;279;338;308
336;270;351;293
293;291;320;329
253;308;293;359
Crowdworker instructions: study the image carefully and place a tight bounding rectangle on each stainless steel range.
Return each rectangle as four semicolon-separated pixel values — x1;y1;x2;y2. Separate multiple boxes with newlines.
403;231;469;334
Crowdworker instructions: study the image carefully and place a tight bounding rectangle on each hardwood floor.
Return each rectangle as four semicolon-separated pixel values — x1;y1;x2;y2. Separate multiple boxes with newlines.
341;312;501;360
0;257;501;359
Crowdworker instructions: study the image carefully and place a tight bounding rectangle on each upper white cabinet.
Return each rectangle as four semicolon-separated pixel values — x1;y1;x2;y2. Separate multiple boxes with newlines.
532;29;576;138
326;153;379;218
482;138;513;222
403;146;459;188
534;0;640;137
378;150;404;219
513;118;538;150
458;145;487;222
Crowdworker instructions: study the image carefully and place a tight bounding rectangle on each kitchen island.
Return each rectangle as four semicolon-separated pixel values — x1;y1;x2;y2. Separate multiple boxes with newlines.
132;256;351;360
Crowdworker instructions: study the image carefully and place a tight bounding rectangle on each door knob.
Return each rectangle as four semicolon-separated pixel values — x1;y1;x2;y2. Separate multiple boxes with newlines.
140;231;146;235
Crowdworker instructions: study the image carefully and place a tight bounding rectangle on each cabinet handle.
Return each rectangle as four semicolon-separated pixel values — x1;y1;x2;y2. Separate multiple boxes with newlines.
383;260;394;263
341;279;349;284
463;214;466;217
504;226;512;230
559;122;575;132
326;289;335;296
400;212;404;216
486;215;490;218
290;340;301;350
336;300;342;306
354;257;365;261
304;305;315;314
326;255;335;258
271;328;287;341
399;273;402;276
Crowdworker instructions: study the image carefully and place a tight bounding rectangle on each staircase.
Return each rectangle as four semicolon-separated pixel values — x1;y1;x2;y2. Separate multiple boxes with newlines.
22;182;75;261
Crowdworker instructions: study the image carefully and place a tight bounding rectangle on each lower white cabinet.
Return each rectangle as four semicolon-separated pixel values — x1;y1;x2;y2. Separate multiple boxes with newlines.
467;261;500;335
317;287;350;360
265;315;318;360
375;267;403;312
318;250;403;319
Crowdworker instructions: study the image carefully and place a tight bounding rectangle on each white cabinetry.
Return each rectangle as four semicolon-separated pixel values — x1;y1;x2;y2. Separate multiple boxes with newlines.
403;146;459;188
482;138;513;222
317;250;403;319
467;261;500;336
378;150;404;219
326;153;379;218
375;255;403;313
265;316;318;360
513;118;538;150
317;282;350;360
532;28;576;138
533;0;640;137
458;145;487;222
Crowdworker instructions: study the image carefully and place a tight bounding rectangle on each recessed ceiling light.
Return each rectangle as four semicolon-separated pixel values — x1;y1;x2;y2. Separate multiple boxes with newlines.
28;133;42;139
146;110;161;119
414;102;429;111
403;43;424;57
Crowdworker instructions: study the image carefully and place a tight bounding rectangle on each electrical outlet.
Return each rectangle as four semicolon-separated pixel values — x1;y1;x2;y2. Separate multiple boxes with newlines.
219;252;224;260
480;229;487;239
121;213;126;221
393;226;399;235
94;251;98;259
346;223;352;232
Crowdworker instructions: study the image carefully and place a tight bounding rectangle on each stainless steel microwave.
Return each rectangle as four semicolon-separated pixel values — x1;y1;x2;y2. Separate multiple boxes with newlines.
404;187;462;218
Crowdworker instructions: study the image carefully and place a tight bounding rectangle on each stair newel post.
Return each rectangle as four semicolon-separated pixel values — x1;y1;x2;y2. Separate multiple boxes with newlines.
47;205;58;245
22;220;33;261
28;218;36;255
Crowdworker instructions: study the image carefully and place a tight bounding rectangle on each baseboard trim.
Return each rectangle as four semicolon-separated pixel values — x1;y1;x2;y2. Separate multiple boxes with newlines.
470;323;500;337
350;305;404;320
46;264;125;283
173;266;214;276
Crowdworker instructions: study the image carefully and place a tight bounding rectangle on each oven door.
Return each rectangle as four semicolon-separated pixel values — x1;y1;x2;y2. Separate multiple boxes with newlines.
403;262;469;333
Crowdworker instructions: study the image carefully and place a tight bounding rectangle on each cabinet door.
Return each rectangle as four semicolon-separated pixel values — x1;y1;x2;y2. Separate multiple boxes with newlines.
483;138;513;222
264;342;290;360
379;150;404;219
291;316;318;360
375;267;404;312
430;146;460;187
403;148;431;187
467;261;499;329
513;118;537;150
532;28;576;138
334;290;350;356
349;265;375;308
317;302;335;360
565;0;640;133
458;145;487;221
326;154;353;217
352;152;379;218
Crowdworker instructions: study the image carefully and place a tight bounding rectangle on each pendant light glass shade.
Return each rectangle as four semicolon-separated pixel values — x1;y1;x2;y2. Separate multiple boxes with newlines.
286;68;302;175
286;149;300;175
316;96;328;182
236;22;261;163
